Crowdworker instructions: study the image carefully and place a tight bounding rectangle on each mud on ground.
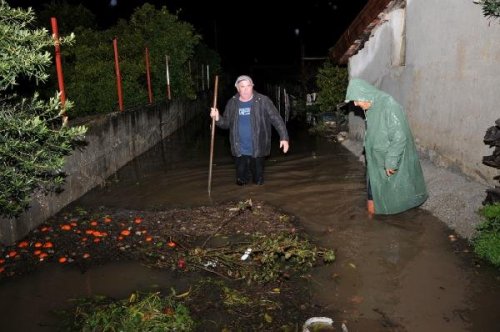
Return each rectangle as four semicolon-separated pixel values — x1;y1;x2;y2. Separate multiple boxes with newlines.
0;199;335;331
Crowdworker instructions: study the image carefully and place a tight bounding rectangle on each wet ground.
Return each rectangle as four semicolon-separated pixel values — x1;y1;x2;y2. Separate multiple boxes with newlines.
1;115;500;331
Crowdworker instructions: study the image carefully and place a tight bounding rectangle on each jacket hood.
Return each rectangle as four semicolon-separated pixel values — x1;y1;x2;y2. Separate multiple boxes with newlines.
345;78;380;103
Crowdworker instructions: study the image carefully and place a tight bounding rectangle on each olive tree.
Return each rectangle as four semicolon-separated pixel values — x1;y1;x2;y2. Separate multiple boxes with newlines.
0;1;86;218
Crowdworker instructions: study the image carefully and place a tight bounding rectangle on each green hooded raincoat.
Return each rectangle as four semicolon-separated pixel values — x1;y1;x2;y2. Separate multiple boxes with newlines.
346;78;428;214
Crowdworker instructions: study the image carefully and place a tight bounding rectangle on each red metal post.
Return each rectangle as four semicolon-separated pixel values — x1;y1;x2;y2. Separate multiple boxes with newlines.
50;17;67;125
113;38;124;112
145;47;153;104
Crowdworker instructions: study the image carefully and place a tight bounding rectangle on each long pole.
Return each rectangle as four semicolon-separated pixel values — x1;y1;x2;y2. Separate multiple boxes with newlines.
208;75;219;196
50;17;68;126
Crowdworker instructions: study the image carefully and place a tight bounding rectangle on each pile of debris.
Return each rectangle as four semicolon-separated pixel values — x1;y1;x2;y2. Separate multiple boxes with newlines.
482;118;500;204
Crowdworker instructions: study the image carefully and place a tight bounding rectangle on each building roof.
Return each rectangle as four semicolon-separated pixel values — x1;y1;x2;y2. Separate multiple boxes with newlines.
329;0;405;64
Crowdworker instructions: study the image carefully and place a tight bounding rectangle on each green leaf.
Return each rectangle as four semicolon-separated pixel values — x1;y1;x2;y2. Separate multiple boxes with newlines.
264;312;273;323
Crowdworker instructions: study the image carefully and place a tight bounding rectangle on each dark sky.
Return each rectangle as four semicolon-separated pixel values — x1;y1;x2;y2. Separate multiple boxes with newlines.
11;0;367;79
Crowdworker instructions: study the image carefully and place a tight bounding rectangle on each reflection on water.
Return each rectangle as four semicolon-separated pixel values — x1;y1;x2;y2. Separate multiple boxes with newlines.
1;117;499;331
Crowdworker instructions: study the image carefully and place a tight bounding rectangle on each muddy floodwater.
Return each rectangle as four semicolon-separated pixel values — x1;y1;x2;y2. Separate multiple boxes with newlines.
1;116;499;331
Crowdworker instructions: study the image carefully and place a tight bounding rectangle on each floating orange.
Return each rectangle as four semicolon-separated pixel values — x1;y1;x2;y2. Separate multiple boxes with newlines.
40;226;50;232
163;306;174;316
39;252;48;259
58;257;67;263
0;259;5;264
0;267;4;273
145;236;153;242
167;241;176;248
120;230;131;236
90;221;98;226
43;242;53;248
103;217;112;223
134;217;143;224
8;251;17;258
34;242;43;248
61;225;71;231
18;241;29;248
82;253;90;259
34;250;42;256
118;236;124;241
81;237;88;242
93;238;101;243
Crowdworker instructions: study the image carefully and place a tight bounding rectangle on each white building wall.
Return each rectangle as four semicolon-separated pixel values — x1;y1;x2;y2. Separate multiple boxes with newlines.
348;0;500;185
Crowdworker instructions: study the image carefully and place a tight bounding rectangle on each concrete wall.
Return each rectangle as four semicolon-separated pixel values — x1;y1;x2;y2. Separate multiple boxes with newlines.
0;100;203;245
348;0;500;185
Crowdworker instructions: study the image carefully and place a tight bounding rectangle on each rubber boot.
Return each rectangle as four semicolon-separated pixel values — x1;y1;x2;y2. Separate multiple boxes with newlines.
235;156;251;185
367;200;375;217
251;157;265;185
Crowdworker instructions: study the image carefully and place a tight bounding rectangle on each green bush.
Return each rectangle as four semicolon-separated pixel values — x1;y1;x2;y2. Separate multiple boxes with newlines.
476;0;500;19
63;27;118;115
474;232;500;266
316;62;348;114
315;62;348;126
473;203;500;267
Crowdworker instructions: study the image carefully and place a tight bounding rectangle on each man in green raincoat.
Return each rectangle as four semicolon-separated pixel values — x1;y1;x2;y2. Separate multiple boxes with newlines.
345;78;428;215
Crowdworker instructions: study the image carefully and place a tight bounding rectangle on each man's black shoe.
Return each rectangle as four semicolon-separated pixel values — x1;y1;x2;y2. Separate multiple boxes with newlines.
254;178;264;185
236;179;247;186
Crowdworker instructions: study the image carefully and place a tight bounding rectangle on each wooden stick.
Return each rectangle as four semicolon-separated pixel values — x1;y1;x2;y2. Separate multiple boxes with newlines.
208;75;219;196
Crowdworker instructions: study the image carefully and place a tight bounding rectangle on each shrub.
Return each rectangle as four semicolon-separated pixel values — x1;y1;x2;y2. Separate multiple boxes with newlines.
473;203;500;267
315;62;348;126
477;0;500;19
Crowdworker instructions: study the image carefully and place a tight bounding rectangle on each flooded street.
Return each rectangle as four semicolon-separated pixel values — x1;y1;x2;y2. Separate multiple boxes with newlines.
1;116;499;331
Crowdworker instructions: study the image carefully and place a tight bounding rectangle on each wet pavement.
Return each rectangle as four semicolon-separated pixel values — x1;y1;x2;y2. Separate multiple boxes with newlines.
1;115;499;331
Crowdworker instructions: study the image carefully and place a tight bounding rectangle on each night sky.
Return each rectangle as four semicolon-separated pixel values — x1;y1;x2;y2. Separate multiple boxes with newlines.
10;0;367;79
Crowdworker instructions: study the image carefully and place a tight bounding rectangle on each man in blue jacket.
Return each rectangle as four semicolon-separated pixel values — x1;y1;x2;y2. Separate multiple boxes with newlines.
210;75;289;185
